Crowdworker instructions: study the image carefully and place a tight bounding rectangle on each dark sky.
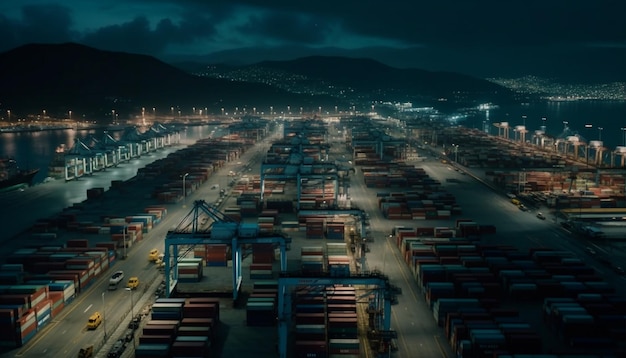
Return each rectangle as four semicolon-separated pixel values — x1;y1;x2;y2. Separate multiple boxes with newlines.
1;1;624;81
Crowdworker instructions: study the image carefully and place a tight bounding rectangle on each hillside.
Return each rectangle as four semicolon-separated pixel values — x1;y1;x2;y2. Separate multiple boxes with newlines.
0;43;321;119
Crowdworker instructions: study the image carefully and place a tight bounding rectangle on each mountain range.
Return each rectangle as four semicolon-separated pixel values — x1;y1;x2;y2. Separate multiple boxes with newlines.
0;43;514;119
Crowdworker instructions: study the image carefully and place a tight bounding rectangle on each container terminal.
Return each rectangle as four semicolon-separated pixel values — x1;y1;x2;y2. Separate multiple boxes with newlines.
0;113;625;358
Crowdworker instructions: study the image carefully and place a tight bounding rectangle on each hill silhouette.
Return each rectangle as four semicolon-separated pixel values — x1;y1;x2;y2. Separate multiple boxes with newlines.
0;43;319;119
0;43;514;119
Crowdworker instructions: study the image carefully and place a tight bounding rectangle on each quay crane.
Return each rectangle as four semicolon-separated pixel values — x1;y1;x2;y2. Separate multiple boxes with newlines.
163;200;291;301
277;270;398;358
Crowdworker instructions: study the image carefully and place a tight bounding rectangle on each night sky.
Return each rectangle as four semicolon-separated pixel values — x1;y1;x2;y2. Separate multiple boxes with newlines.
0;1;624;81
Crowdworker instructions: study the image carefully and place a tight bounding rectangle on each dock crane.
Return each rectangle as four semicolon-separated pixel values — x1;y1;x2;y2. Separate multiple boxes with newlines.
163;200;291;301
277;270;397;358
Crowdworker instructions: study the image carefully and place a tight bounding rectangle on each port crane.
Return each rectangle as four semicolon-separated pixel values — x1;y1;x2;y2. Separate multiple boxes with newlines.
163;200;291;301
277;271;397;358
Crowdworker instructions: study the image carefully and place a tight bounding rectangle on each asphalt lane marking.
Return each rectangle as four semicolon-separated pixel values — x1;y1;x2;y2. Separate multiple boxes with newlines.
83;304;93;313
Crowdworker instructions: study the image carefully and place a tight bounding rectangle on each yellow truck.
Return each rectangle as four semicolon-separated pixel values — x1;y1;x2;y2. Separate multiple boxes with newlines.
87;312;102;330
148;249;159;262
126;277;139;289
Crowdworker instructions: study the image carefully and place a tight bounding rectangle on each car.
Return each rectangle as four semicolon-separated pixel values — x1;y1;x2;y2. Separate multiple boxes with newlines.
518;204;528;211
108;270;125;290
148;249;159;262
128;316;140;330
536;212;546;220
126;277;139;289
107;339;127;358
87;312;102;330
122;328;135;343
612;265;625;275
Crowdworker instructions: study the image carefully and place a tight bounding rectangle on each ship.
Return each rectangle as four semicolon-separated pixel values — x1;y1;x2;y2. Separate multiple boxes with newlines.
0;157;40;191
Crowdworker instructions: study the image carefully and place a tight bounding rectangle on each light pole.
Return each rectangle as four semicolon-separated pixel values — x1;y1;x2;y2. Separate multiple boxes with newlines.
101;292;107;339
622;127;626;146
182;173;189;207
125;287;134;318
452;144;459;164
598;127;603;141
585;124;592;168
123;225;127;259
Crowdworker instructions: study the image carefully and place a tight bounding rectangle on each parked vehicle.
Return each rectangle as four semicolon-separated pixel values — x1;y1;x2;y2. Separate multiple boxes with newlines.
107;339;126;358
536;212;546;220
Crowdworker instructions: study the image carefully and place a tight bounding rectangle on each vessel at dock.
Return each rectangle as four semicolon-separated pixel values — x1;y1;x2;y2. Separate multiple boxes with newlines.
0;157;40;191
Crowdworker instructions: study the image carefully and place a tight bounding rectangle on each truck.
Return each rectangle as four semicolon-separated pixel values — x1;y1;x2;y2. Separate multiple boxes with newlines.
108;270;124;290
148;249;159;262
127;277;139;289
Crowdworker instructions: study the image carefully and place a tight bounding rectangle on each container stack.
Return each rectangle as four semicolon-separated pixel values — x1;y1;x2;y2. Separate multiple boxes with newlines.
294;287;328;358
325;222;345;240
544;294;626;350
326;243;350;277
177;258;203;282
252;243;274;264
247;281;278;327
246;282;277;326
301;247;325;274
136;297;219;357
326;286;359;356
258;209;278;233
205;244;229;267
390;221;626;355
293;285;360;357
306;218;325;239
0;284;50;348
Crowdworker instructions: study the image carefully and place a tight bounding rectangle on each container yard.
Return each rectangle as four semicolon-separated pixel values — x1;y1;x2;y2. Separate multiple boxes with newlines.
0;114;625;358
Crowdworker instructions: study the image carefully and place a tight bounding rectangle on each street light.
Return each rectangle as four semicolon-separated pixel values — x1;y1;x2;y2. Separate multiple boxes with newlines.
598;127;603;141
125;287;134;318
452;144;459;164
123;224;128;259
621;127;626;146
101;292;107;339
585;124;593;168
182;173;190;207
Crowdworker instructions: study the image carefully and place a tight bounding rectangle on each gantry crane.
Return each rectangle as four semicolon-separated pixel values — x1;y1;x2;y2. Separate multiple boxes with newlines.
277;270;397;358
163;200;291;300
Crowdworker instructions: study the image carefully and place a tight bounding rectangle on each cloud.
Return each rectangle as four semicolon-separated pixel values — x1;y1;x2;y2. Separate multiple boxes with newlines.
0;4;77;51
80;12;219;55
0;1;623;80
237;11;333;45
